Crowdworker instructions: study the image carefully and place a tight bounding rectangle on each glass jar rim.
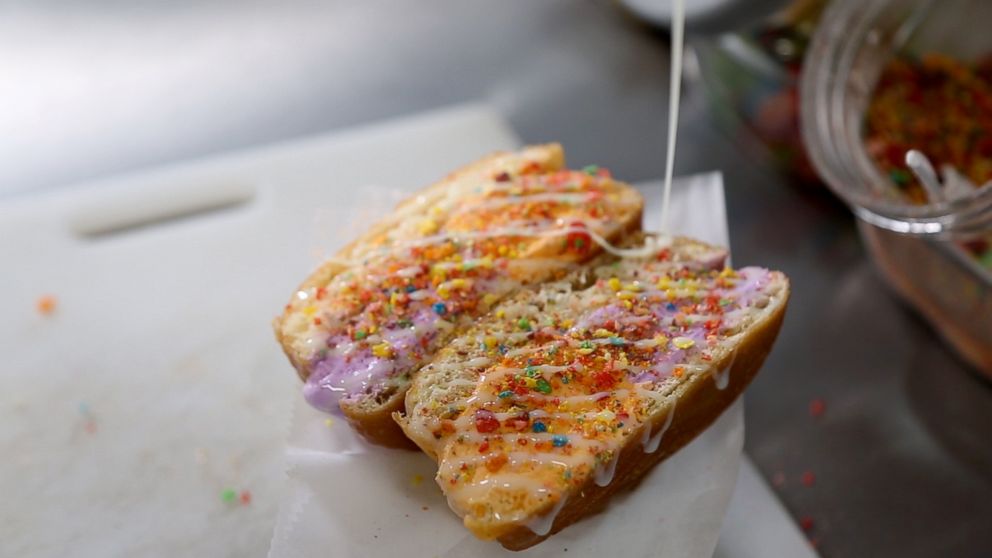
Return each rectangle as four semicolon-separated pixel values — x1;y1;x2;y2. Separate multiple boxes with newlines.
799;0;992;236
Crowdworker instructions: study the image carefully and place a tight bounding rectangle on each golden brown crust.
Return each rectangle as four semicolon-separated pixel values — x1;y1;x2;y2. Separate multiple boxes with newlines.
492;280;788;550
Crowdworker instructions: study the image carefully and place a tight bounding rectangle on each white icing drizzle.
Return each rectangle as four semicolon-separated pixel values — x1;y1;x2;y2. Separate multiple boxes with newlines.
642;399;677;454
713;351;736;390
525;494;569;536
594;450;621;487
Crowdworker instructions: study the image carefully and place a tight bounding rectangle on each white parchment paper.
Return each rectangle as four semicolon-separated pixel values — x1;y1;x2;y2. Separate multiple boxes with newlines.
268;172;743;558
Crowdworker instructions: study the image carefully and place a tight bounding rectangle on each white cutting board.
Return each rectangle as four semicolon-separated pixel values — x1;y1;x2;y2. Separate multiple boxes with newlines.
0;104;810;558
0;105;522;558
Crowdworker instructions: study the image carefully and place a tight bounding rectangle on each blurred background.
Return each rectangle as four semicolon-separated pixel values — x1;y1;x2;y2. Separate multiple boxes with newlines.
3;1;991;557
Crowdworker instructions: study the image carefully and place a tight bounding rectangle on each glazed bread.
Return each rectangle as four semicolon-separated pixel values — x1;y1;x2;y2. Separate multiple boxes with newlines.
396;235;789;549
274;145;644;447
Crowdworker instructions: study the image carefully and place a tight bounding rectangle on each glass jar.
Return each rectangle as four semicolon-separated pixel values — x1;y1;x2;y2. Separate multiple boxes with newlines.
800;0;992;375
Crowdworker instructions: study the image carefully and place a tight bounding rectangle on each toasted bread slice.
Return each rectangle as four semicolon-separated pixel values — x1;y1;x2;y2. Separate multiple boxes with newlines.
274;145;644;447
397;235;789;549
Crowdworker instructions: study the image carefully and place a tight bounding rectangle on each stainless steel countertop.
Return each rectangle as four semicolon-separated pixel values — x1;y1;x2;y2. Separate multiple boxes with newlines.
4;2;991;556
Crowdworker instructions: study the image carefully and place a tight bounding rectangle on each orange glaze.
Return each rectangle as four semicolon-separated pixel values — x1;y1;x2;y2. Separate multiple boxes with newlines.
431;258;764;521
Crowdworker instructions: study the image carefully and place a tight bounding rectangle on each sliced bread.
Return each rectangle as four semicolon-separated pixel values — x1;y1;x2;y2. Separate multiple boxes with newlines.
396;235;789;548
274;144;644;447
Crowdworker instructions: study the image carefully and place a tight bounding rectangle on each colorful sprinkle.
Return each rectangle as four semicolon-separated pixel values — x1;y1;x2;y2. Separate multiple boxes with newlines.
532;421;548;433
535;378;552;394
354;330;367;340
552;435;568;447
498;390;514;399
433;302;448;315
372;342;393;358
672;337;695;350
239;490;252;505
221;489;237;504
517;318;532;331
36;295;57;315
801;471;816;486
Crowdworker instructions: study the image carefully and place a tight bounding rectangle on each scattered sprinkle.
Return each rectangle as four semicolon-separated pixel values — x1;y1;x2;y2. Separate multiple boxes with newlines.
372;342;393;359
354;330;367;340
412;474;424;487
532;422;548;433
552;435;568;447
36;295;57;315
221;489;237;504
324;418;334;428
535;378;552;394
517;318;532;331
582;165;599;175
498;390;514;399
800;516;814;531
239;490;252;505
801;471;816;486
433;302;448;315
809;398;826;418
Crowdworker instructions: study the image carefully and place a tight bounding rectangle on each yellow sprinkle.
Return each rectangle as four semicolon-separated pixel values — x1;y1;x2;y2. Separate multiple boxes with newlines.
596;410;616;422
324;418;334;428
390;292;400;306
654;334;669;347
656;277;672;289
437;286;451;300
372;342;393;358
411;474;424;487
496;309;505;319
450;278;469;290
616;291;635;300
624;282;643;292
719;267;736;279
368;325;378;334
483;293;498;307
623;300;633;310
418;218;439;235
672;337;695;350
594;329;612;338
608;277;621;291
523;377;538;388
479;257;494;268
498;245;509;256
578;348;595;355
561;319;574;328
302;305;317;317
484;336;498;349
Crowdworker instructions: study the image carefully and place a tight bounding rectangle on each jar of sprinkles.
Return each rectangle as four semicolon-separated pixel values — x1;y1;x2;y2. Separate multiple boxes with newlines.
800;0;992;376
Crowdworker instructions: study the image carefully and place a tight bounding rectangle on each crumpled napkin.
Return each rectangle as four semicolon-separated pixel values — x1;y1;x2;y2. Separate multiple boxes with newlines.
268;172;743;558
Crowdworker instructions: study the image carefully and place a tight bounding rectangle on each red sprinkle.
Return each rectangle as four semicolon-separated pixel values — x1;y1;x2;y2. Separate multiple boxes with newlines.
801;471;816;486
478;440;490;453
240;490;252;505
474;410;500;434
809;398;826;418
800;516;814;531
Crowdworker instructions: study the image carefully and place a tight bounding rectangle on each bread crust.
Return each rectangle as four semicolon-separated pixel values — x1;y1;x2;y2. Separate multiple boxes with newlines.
492;278;788;550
